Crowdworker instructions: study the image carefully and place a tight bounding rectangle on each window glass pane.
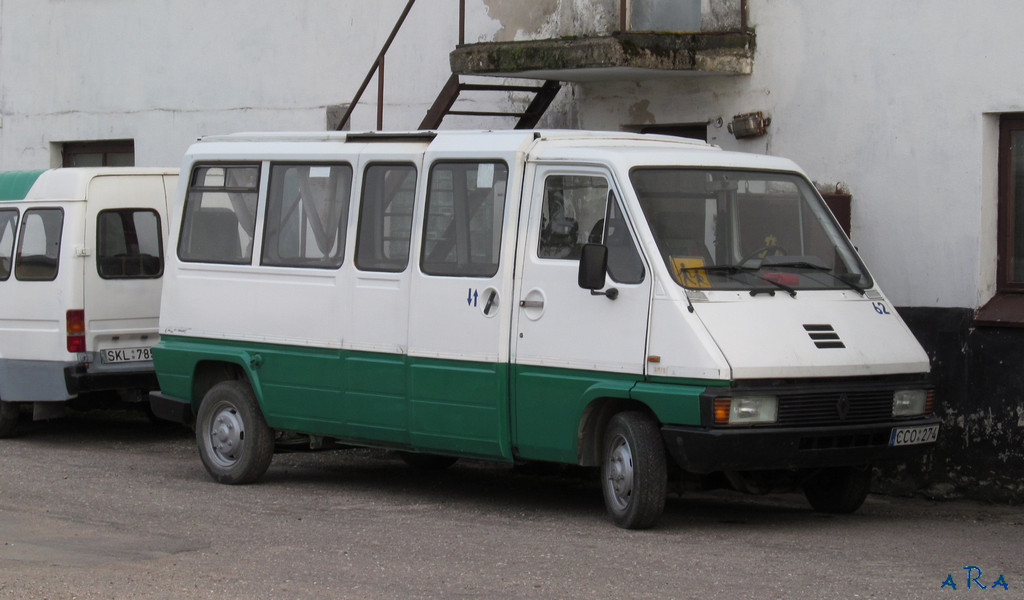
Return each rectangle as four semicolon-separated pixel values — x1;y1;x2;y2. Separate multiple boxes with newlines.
178;165;259;264
355;164;416;272
16;208;63;281
0;209;19;281
106;152;135;167
422;161;508;277
72;153;104;167
97;209;163;278
538;175;608;260
632;168;871;291
263;164;352;269
601;196;645;284
1010;129;1024;283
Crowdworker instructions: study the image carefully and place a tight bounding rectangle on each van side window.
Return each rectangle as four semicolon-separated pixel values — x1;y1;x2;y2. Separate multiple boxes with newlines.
355;164;416;272
0;209;18;281
262;164;352;269
422;161;508;277
598;196;645;284
96;209;163;279
179;165;259;264
539;175;606;260
15;208;63;281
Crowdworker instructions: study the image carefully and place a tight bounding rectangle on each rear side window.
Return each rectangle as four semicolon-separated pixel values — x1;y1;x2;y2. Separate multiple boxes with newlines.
16;208;63;281
179;165;259;264
355;164;416;272
262;163;352;269
421;161;508;277
0;209;18;281
97;209;163;279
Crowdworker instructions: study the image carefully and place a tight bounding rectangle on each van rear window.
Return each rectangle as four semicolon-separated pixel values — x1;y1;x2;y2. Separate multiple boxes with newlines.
97;209;163;279
179;165;259;264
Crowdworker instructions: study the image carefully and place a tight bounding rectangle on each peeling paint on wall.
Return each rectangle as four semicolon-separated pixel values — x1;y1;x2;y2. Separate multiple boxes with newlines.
480;0;617;42
628;98;655;124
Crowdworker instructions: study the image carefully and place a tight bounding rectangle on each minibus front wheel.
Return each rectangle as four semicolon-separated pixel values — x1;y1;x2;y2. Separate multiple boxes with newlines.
802;465;872;514
196;380;274;484
600;411;667;529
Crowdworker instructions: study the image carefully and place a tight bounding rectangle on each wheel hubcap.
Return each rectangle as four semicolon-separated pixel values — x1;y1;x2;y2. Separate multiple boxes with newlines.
606;434;634;510
209;405;244;466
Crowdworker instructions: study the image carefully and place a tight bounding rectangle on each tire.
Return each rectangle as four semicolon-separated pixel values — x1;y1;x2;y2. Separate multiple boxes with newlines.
600;411;667;529
398;452;459;470
803;466;872;514
195;380;274;484
0;401;19;439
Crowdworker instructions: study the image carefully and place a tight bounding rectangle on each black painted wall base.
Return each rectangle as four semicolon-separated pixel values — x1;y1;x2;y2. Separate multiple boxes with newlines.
877;307;1024;503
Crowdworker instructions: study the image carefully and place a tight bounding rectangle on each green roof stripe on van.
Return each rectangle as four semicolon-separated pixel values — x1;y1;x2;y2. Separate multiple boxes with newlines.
0;170;47;201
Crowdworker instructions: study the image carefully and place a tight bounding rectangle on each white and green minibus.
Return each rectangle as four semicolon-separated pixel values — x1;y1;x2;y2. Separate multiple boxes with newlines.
150;130;937;528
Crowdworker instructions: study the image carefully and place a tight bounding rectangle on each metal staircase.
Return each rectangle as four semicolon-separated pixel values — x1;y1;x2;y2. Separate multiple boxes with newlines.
418;74;561;130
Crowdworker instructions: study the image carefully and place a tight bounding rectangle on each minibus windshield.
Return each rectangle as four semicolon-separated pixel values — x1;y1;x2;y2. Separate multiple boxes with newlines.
631;168;872;293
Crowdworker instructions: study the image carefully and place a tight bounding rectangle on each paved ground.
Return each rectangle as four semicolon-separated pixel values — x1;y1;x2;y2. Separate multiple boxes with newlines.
0;409;1022;599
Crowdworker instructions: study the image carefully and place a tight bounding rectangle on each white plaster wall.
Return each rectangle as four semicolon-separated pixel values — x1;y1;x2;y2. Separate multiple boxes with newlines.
0;0;463;168
573;0;1024;309
1;0;1016;310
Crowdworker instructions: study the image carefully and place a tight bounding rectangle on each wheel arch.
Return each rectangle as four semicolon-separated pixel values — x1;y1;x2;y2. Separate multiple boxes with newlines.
577;396;658;467
191;359;254;413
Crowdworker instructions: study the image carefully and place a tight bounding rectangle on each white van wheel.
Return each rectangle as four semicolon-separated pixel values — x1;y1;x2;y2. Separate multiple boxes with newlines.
600;411;667;529
0;401;19;438
196;381;274;484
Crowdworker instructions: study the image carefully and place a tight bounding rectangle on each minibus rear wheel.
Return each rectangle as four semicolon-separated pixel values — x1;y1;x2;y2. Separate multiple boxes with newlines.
802;466;872;513
600;411;667;529
196;380;274;484
0;401;19;438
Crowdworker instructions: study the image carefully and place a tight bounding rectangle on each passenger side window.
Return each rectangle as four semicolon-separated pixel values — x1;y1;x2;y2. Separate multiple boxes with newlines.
539;175;607;260
96;209;163;279
355;164;416;272
537;175;644;283
16;208;63;281
0;209;18;281
262;163;352;269
178;165;259;264
422;161;508;277
597;195;645;284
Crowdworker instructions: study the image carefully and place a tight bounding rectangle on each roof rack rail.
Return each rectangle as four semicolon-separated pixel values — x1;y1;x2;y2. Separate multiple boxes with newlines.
345;132;437;143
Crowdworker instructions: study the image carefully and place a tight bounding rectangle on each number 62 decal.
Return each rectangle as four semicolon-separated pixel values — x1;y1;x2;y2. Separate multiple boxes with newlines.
872;301;891;315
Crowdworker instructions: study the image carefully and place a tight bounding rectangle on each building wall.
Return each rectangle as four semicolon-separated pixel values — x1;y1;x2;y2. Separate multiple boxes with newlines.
0;1;466;168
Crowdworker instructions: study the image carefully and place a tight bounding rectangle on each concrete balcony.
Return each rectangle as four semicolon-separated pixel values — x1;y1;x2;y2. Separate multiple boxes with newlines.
449;30;754;82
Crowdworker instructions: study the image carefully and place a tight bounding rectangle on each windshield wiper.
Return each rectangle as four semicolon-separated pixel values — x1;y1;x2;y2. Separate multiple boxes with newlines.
678;264;797;297
762;261;867;296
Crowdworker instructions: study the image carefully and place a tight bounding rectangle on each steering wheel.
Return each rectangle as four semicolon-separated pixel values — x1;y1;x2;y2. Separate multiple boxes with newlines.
739;244;788;266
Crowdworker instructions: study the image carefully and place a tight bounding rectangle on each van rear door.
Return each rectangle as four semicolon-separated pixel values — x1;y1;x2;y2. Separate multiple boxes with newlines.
82;174;172;368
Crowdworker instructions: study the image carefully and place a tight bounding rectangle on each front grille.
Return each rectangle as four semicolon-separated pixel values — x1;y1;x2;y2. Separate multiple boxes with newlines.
777;389;893;426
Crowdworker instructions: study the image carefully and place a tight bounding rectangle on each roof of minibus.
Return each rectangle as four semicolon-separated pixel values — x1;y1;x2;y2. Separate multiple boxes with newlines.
0;167;177;202
192;130;803;173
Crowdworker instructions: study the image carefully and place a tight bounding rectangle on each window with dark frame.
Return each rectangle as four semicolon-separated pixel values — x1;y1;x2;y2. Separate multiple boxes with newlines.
998;114;1024;292
62;140;135;167
977;113;1024;325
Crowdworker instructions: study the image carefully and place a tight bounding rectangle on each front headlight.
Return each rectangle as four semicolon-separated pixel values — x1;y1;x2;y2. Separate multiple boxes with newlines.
714;395;778;425
892;389;932;416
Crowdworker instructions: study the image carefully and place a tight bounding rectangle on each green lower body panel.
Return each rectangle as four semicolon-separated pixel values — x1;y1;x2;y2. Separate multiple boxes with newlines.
154;336;715;465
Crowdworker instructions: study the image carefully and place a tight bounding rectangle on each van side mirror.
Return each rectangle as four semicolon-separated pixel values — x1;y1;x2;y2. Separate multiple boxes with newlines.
578;244;618;300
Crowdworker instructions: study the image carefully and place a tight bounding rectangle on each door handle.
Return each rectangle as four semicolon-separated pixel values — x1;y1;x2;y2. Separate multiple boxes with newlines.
519;299;544;309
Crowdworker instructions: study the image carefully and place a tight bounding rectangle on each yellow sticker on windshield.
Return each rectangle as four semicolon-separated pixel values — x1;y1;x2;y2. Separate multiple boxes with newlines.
673;257;710;288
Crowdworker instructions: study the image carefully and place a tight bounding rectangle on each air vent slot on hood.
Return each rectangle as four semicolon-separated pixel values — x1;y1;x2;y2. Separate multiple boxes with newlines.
803;324;845;349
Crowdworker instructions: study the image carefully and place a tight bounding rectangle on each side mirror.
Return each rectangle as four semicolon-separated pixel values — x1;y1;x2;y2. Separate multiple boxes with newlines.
578;244;618;300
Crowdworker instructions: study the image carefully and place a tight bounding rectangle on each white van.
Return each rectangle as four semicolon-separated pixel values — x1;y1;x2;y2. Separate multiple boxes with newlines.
150;130;937;528
0;168;178;437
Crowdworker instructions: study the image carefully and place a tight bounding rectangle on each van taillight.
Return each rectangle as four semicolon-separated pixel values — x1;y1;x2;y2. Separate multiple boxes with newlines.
66;309;86;353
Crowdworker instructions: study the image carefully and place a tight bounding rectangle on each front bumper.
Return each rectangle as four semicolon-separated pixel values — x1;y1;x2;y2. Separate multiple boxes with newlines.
661;416;940;474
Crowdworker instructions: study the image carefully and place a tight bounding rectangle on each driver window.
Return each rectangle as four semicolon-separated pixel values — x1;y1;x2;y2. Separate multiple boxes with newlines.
538;175;607;260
